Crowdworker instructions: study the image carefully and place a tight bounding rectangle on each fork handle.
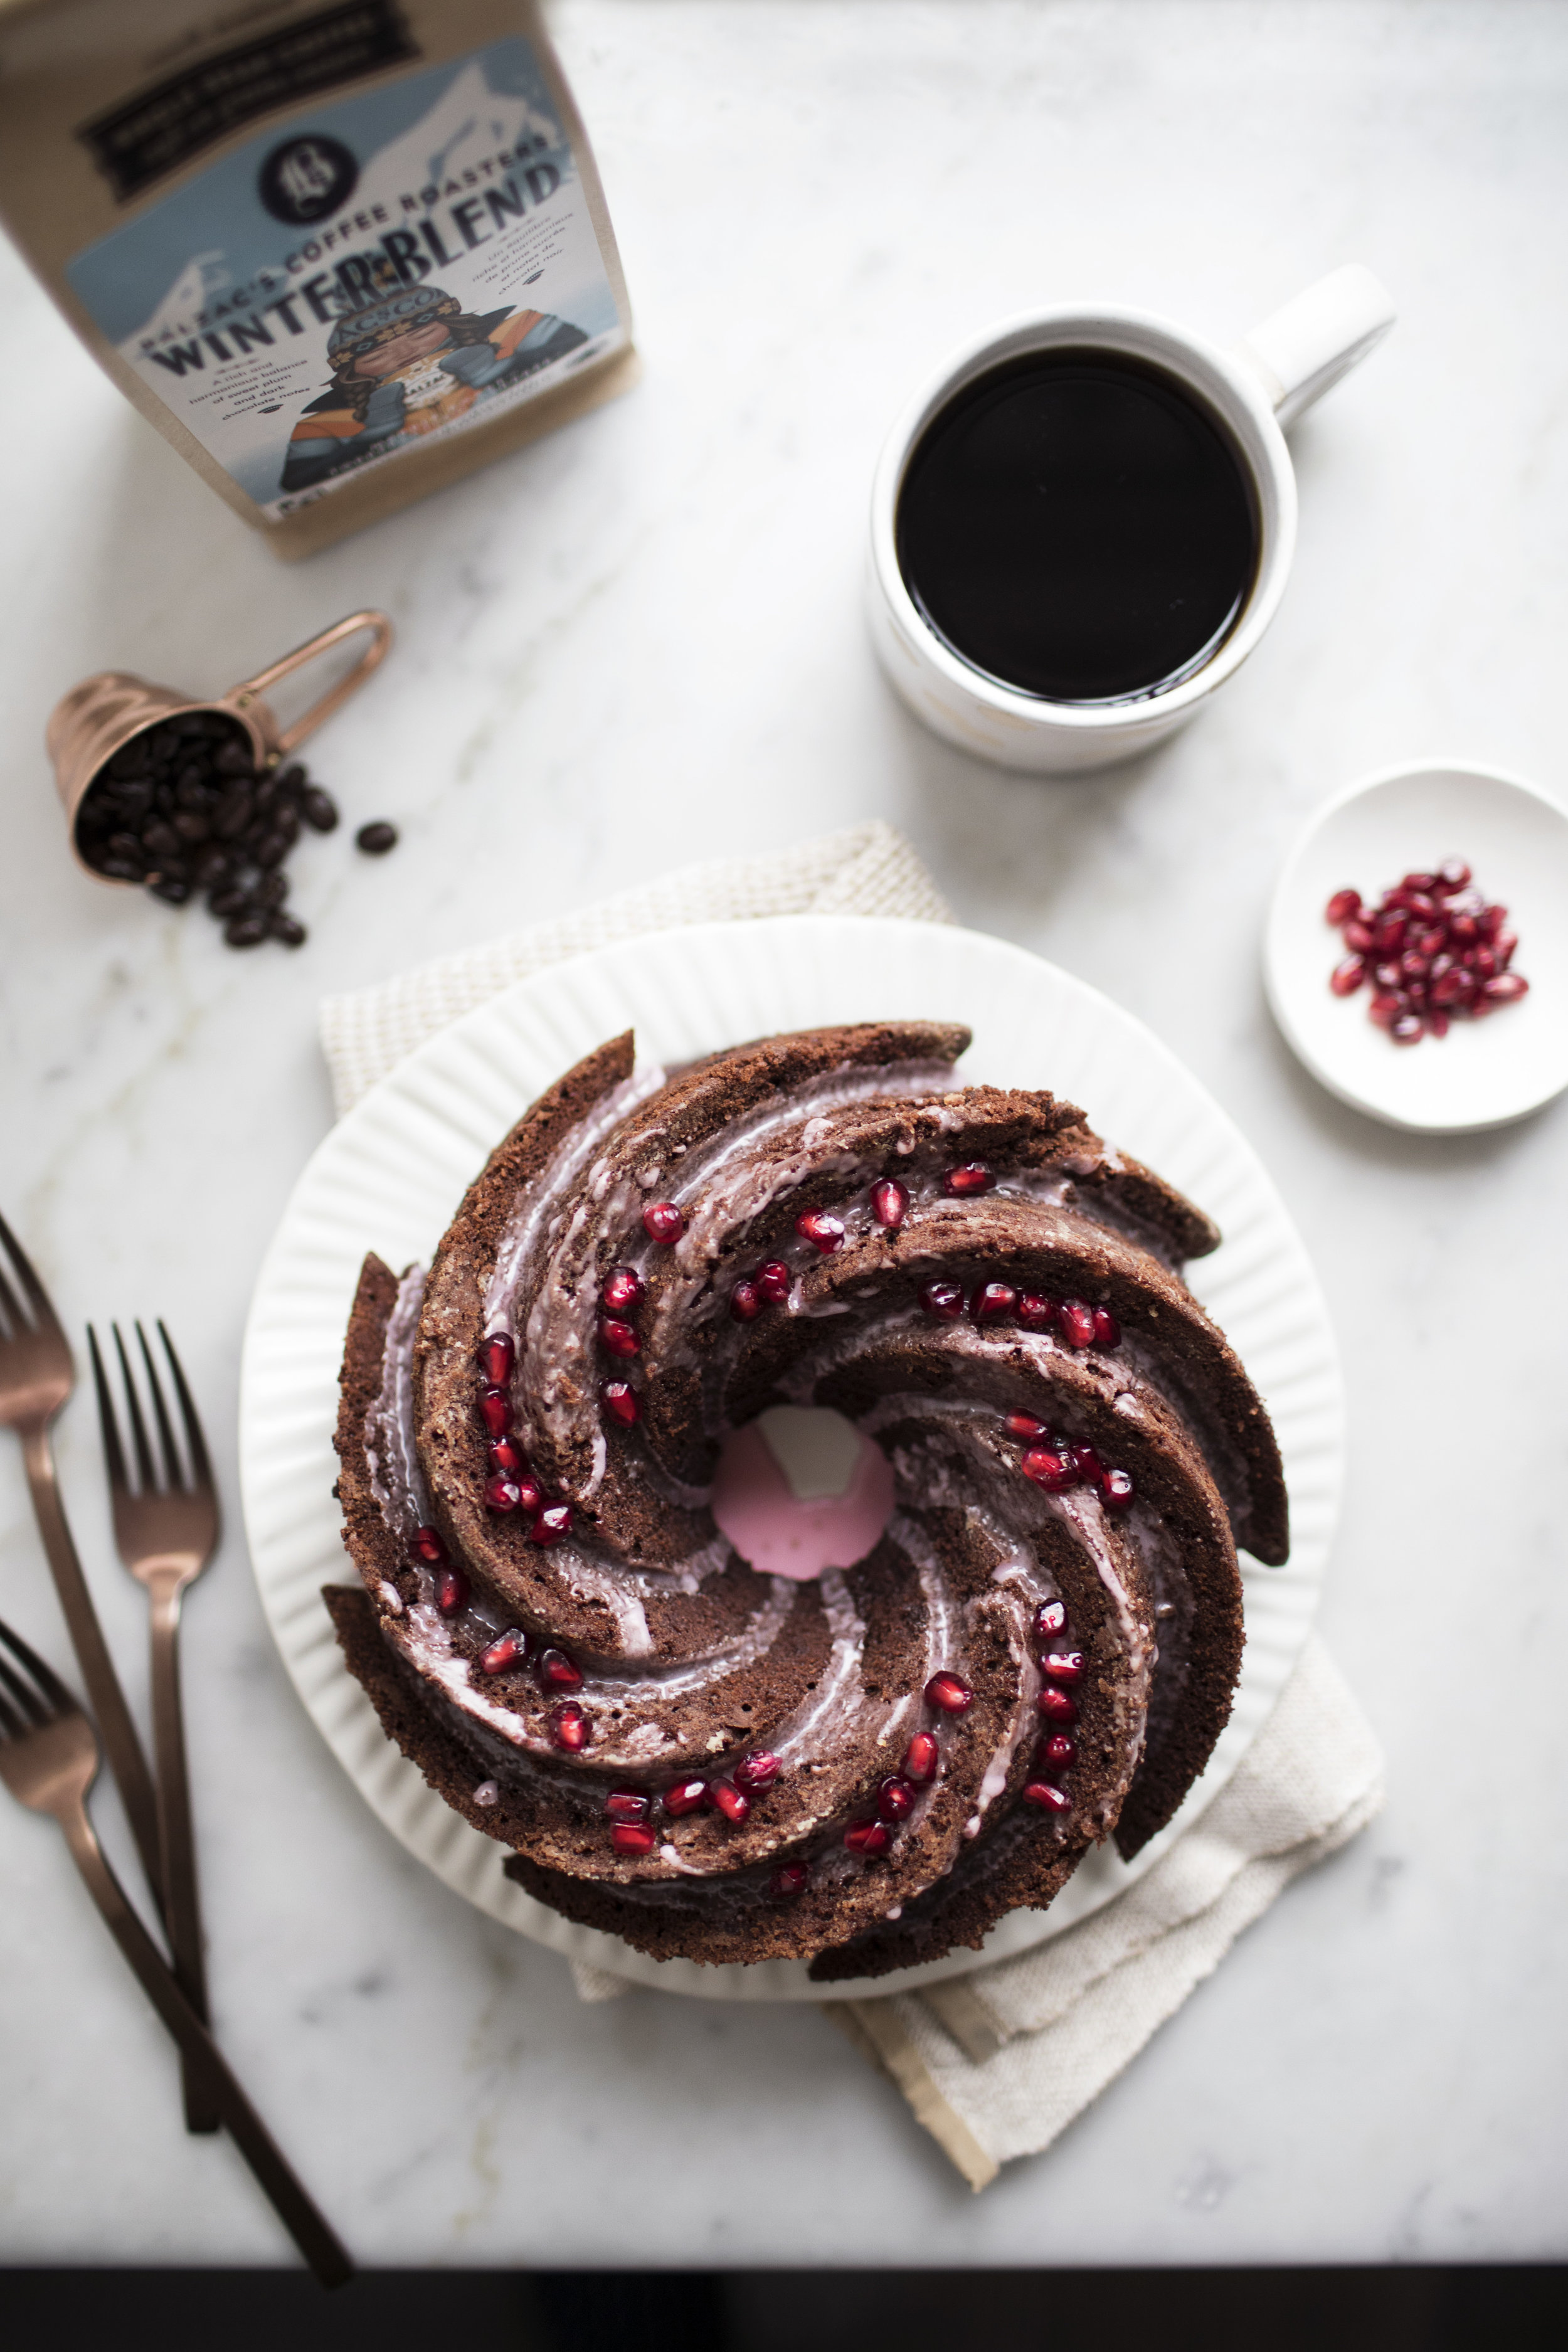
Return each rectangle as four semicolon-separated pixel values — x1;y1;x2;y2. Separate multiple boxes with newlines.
57;1796;353;2287
147;1570;219;2134
23;1424;166;1914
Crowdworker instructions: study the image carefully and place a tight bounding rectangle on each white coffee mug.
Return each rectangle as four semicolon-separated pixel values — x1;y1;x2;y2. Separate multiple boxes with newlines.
867;265;1396;775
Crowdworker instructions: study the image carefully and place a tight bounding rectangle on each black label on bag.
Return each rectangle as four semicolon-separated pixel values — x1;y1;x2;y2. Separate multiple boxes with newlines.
78;1;419;201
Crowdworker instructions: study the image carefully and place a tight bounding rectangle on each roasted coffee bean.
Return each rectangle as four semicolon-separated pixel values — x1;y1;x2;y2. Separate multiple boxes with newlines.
108;832;144;862
212;787;253;838
275;804;300;845
208;884;249;917
172;810;210;842
107;742;147;780
142;820;182;859
224;913;267;948
175;767;208;800
151;876;193;905
215;739;253;777
274;763;306;799
252;830;289;869
192;845;230;888
100;858;144;881
256;870;290;908
150;729;181;760
300;785;338;833
268;912;307;947
171;711;209;736
117;781;153;819
356;820;398;855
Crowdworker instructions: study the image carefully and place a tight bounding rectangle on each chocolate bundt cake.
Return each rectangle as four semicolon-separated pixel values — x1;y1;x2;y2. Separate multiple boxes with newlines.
329;1020;1287;1983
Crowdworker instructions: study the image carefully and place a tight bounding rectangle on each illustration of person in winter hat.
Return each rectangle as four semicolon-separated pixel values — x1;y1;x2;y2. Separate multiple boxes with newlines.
279;280;588;494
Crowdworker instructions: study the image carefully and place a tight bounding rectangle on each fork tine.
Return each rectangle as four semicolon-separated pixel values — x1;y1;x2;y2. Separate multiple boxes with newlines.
88;1326;131;1496
0;1207;63;1338
112;1323;157;1493
0;1645;51;1728
136;1321;185;1491
156;1320;213;1493
0;1613;76;1718
0;1244;24;1340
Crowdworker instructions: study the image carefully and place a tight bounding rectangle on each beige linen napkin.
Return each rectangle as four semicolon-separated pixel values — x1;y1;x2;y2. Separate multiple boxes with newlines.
318;822;1384;2186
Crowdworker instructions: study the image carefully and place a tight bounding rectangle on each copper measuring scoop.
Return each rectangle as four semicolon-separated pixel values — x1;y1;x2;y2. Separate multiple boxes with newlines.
48;609;392;884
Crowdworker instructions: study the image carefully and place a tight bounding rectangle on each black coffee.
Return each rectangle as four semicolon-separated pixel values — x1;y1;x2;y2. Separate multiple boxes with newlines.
896;349;1259;704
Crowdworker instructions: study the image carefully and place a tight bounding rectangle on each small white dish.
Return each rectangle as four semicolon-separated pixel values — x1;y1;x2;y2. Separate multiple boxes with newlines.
1264;761;1568;1134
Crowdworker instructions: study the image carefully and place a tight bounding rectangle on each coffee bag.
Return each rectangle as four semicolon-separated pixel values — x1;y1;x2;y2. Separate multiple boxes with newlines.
0;0;637;555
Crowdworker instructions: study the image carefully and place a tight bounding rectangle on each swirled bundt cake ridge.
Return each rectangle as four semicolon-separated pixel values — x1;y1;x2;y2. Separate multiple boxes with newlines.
328;1019;1285;1981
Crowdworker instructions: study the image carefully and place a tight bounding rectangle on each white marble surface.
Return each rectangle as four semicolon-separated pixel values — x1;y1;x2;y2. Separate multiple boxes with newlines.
2;0;1565;2270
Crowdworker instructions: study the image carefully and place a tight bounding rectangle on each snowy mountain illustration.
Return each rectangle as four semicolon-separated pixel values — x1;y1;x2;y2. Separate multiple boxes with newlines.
363;58;566;194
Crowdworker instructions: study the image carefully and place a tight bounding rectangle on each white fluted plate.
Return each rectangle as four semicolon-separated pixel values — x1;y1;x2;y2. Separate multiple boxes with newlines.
240;918;1342;2001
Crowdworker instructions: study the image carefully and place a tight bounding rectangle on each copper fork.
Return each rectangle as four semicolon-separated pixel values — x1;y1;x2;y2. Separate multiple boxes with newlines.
0;1611;352;2286
0;1213;164;1909
89;1320;220;2135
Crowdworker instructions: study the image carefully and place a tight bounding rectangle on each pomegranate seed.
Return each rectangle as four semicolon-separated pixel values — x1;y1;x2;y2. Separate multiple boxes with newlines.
437;1564;469;1616
944;1162;993;1196
607;1785;652;1823
642;1202;684;1244
410;1525;446;1565
733;1751;781;1793
1368;992;1402;1030
877;1774;916;1822
1023;1780;1071;1813
902;1731;939;1784
488;1437;526;1476
1430;967;1472;1007
1103;1467;1135;1512
1495;931;1518;967
1038;1686;1079;1722
871;1179;909;1229
1438;858;1471;889
1042;1650;1084;1684
612;1823;657;1856
478;1332;515;1386
1059;1299;1096;1349
1372;960;1404;992
1399;950;1431;983
1039;1732;1076;1767
795;1209;845;1255
1071;1443;1106;1487
601;1380;641;1428
924;1671;973;1714
537;1645;581;1688
1402;871;1438;894
1479;903;1507;938
1325;887;1361;924
529;1502;573;1546
1470;945;1498;982
1034;1599;1067;1640
1428;1009;1450;1039
484;1473;523;1513
662;1777;708;1817
1018;1293;1058;1330
1483;972;1528;1004
1448;911;1479;945
972;1281;1017;1321
1329;955;1366;997
1091;1305;1121;1347
548;1702;589;1751
516;1474;544;1514
479;1385;513;1438
601;1265;644;1315
709;1779;751;1824
1402;892;1438;919
730;1279;762;1322
1343;918;1375;953
756;1259;791;1303
1391;1014;1424;1044
1372;914;1407;953
771;1862;808;1895
479;1630;526;1675
599;1316;639;1358
845;1819;891;1855
919;1280;965;1318
1022;1446;1078;1493
1006;1411;1050;1441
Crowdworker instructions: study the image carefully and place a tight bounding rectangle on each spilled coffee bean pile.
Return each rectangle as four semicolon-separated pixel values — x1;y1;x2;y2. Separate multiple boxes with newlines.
75;710;396;950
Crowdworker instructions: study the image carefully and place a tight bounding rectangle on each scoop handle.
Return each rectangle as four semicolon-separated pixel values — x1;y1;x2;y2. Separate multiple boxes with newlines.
226;610;393;758
1232;265;1396;429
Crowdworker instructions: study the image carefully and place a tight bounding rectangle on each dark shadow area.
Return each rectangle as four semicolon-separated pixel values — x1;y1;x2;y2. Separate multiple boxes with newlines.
2;2265;1565;2351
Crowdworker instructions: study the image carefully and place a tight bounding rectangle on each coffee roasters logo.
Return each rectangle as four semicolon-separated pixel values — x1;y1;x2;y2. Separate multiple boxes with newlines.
258;133;359;225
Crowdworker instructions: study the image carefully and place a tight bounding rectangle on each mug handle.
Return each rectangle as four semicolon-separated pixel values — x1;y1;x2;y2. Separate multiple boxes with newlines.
225;609;393;758
1232;265;1396;430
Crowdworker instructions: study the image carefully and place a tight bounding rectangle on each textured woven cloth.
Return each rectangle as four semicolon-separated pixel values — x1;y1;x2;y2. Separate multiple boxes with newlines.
318;822;1383;2185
